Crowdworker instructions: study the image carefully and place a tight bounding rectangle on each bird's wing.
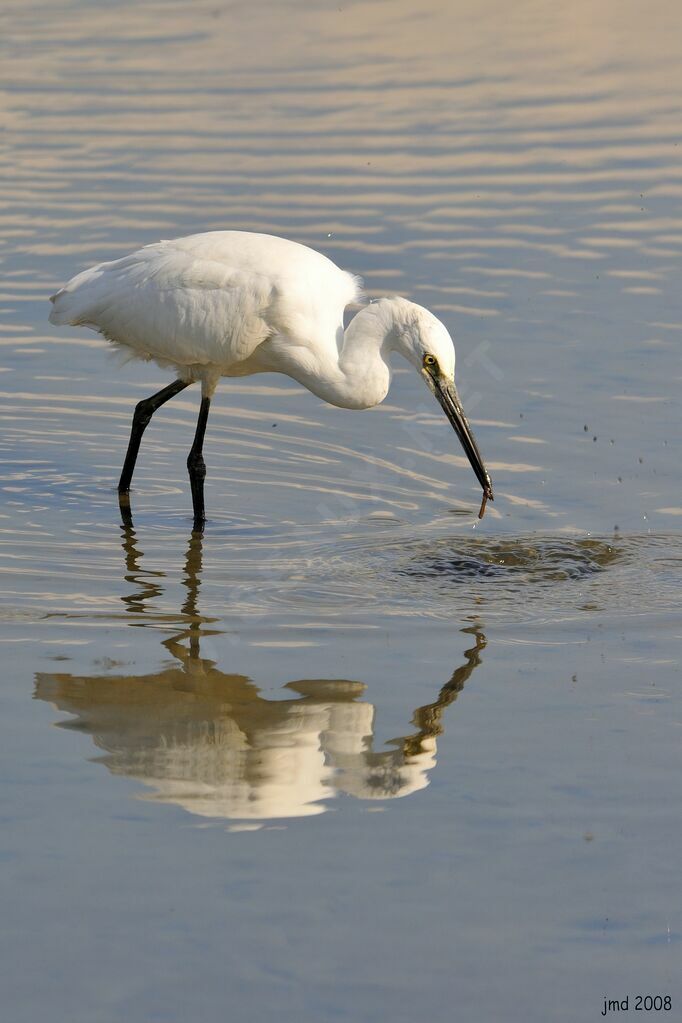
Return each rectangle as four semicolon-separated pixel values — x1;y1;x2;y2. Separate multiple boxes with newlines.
49;232;360;373
49;242;277;369
156;232;361;367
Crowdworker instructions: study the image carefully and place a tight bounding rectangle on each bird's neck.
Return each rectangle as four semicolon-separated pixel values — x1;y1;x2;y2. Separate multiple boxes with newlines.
295;303;396;410
337;303;397;409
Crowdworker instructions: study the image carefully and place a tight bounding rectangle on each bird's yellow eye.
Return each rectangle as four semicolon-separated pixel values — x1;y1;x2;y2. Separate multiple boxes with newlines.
423;354;438;369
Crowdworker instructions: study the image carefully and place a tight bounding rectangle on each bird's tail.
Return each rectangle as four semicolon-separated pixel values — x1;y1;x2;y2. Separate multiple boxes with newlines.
48;289;72;325
48;264;105;326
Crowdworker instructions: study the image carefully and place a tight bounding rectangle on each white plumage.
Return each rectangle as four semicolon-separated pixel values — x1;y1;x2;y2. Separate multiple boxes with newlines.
49;230;493;528
51;232;359;396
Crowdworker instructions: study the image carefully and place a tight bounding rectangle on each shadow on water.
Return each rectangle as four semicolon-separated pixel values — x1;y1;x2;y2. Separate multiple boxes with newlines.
35;524;486;823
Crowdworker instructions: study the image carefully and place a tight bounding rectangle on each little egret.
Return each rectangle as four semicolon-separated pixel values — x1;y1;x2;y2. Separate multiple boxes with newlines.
49;231;493;529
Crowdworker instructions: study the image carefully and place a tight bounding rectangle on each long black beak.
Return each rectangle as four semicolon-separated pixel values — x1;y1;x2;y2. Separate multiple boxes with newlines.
425;373;494;506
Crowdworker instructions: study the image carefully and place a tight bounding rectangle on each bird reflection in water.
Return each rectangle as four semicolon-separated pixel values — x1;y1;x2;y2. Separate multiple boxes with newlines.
35;527;486;823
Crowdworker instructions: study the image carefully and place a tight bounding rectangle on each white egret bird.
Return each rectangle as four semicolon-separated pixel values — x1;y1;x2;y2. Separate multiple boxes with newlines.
49;231;493;529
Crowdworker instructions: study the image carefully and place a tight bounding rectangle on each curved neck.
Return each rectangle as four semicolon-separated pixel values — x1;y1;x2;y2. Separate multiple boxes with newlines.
335;304;396;409
283;304;395;410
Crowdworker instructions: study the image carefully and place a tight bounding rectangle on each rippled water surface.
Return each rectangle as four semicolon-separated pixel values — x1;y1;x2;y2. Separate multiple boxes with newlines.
1;2;681;1021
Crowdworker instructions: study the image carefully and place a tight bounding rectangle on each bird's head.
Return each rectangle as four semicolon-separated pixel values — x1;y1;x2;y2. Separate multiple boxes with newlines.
377;297;494;513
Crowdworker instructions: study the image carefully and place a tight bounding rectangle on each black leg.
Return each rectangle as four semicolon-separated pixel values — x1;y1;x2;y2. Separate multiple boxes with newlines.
118;379;189;494
187;396;211;531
